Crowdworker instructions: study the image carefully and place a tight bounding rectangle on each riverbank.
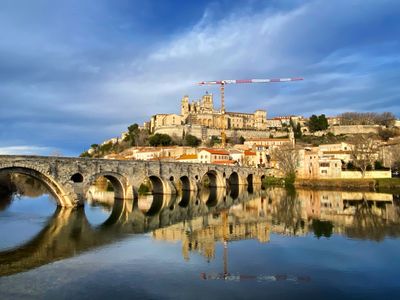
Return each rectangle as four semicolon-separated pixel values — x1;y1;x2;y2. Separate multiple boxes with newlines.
262;176;400;192
294;178;400;192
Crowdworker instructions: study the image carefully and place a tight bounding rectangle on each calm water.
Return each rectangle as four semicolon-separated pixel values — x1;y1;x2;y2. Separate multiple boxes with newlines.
1;174;400;299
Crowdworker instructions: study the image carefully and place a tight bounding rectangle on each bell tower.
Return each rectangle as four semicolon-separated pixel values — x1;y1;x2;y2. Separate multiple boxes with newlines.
181;95;190;116
201;91;214;112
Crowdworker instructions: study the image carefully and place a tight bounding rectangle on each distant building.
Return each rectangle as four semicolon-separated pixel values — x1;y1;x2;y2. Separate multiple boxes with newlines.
198;149;230;164
244;137;294;148
297;143;391;179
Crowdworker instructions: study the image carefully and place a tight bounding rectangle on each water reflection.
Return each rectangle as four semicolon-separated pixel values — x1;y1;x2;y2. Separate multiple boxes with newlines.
0;174;56;251
1;174;400;277
85;178;116;225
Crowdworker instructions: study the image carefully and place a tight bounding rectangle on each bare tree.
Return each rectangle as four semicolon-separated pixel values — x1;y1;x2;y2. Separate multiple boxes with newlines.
271;144;299;181
135;129;149;146
375;112;396;127
339;112;396;126
350;134;379;177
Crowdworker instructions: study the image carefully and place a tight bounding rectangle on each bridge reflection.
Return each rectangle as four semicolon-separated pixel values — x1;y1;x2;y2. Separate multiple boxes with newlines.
0;181;258;276
1;181;400;277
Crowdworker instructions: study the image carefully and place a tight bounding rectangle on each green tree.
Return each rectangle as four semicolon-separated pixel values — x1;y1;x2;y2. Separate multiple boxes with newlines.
124;123;140;146
290;119;302;138
319;114;328;130
80;151;91;158
128;123;139;133
184;134;200;147
206;135;220;147
149;133;172;146
308;114;328;132
99;142;113;154
124;123;149;146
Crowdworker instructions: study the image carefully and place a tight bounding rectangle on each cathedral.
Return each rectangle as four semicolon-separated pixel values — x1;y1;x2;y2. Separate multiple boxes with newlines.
150;93;268;133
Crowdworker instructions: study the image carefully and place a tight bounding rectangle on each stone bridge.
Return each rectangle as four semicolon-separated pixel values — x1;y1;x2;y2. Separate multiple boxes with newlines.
0;155;266;207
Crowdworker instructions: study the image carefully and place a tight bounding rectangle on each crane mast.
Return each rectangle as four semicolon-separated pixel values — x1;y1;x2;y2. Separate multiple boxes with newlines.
198;77;303;148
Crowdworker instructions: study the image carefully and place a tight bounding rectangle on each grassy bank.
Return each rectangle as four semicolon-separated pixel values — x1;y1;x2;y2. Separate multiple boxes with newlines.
295;178;400;191
374;178;400;194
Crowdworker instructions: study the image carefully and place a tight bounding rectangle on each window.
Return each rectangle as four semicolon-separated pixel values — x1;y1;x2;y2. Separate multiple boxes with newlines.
321;170;327;174
319;162;329;167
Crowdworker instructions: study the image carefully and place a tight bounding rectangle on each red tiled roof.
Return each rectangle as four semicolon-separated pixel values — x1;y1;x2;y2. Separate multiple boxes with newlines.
201;149;230;155
244;150;256;155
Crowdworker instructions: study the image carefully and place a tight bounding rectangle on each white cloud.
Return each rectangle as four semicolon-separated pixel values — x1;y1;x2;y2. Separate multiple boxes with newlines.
0;146;55;156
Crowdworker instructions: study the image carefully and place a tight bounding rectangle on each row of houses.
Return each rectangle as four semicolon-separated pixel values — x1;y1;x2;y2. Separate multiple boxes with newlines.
104;136;398;179
297;141;396;179
104;137;294;167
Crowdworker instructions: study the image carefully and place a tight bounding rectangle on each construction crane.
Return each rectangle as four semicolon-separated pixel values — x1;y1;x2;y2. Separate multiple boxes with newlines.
197;77;304;148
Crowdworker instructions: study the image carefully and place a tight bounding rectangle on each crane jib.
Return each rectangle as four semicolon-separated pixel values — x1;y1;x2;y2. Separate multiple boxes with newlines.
198;78;303;85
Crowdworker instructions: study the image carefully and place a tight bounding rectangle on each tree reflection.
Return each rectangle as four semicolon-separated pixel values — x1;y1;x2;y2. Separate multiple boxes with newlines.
272;187;304;235
0;174;14;211
345;198;396;241
312;219;333;238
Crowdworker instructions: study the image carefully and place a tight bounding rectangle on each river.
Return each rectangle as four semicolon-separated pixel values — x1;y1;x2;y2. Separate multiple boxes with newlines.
1;174;400;299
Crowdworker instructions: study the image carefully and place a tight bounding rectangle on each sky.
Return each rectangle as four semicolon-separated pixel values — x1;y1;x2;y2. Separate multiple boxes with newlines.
0;0;399;156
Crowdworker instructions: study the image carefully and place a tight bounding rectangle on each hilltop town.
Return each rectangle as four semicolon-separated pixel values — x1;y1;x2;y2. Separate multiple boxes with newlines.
81;92;400;183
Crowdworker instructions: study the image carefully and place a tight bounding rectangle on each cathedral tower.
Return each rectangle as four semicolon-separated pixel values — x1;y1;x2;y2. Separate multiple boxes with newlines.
201;92;214;112
181;95;190;116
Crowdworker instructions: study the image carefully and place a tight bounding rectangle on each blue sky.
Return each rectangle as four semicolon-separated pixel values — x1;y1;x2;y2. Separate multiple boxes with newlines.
0;0;399;156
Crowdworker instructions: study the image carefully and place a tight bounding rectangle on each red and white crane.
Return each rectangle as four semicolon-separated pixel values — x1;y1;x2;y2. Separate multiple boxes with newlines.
197;77;303;147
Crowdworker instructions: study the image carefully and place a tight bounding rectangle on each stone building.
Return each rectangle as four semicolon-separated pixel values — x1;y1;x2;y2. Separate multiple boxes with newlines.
149;93;268;138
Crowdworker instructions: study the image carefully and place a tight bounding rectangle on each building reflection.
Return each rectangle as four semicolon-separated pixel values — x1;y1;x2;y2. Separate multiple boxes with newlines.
152;187;400;262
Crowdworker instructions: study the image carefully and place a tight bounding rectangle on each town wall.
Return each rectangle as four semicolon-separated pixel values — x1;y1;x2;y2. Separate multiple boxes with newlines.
329;125;380;135
154;125;288;142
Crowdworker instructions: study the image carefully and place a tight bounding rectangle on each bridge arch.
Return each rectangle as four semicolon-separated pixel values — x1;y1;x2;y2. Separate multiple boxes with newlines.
87;172;126;200
136;175;174;196
247;173;254;193
260;175;266;189
0;166;74;207
228;172;239;186
138;193;165;216
201;170;225;188
177;189;193;207
180;176;190;191
175;175;197;193
247;174;254;186
149;175;165;194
